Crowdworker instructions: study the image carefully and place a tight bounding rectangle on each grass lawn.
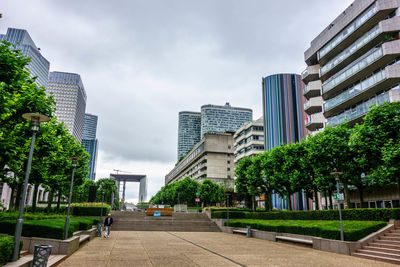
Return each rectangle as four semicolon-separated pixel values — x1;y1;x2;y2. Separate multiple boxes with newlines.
226;219;387;241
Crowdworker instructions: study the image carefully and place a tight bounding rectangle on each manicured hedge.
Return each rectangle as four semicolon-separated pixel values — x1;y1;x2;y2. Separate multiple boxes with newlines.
0;235;22;266
25;206;67;214
212;208;400;221
0;217;100;240
0;212;65;221
225;219;387;241
71;203;111;216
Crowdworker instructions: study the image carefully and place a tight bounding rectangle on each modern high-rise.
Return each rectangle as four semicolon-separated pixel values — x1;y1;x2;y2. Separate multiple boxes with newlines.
82;113;98;180
200;103;253;138
48;71;87;141
262;73;308;211
0;28;50;89
177;112;201;160
262;74;307;151
303;0;400;133
233;118;265;165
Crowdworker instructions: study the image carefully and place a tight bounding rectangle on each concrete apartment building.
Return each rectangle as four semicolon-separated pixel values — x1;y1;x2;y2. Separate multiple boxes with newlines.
166;133;235;188
233;118;265;165
303;0;400;134
303;0;400;208
48;71;87;141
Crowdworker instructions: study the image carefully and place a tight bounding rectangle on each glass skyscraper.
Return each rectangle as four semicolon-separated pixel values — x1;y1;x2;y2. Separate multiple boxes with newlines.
82;113;98;180
177;112;201;160
0;28;50;89
200;103;253;138
47;71;87;141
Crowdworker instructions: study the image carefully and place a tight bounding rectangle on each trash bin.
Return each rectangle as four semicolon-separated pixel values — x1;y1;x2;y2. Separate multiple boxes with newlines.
246;226;251;238
97;223;102;237
32;244;52;267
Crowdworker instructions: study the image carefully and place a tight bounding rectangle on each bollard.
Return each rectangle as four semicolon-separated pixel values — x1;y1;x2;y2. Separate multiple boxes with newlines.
97;223;102;237
246;226;251;238
32;244;52;267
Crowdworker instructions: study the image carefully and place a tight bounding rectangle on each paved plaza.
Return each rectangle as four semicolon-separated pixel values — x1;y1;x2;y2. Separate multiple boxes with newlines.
58;231;395;267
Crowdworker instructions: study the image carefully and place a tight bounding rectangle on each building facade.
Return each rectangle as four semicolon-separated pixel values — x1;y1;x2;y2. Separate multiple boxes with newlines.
177;111;201;161
303;0;400;133
303;0;400;208
48;71;87;141
262;73;308;210
200;103;253;138
0;28;50;89
82;113;98;180
233;118;264;165
262;74;307;151
166;133;235;188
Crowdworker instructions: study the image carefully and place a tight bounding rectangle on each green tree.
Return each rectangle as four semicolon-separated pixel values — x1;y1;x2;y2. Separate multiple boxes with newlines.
95;178;118;204
199;179;224;206
234;157;253;208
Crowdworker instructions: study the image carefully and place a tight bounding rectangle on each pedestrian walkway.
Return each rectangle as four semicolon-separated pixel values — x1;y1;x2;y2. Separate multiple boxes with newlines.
58;231;395;267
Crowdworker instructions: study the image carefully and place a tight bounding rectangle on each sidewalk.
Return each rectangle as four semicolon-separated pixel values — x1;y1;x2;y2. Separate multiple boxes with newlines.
58;231;394;267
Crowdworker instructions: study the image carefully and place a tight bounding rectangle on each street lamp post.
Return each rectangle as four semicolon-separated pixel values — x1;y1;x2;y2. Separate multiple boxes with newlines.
12;113;49;261
64;158;81;240
331;171;344;241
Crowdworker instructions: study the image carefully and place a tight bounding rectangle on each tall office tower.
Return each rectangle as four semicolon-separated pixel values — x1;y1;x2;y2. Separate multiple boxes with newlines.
82;113;98;180
48;71;87;141
0;28;50;89
200;103;253;138
177;111;201;160
262;73;307;211
233;118;264;165
303;0;400;133
262;74;307;151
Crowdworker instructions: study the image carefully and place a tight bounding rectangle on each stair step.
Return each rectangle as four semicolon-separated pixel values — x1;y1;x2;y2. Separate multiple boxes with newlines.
353;252;400;265
370;242;400;249
357;249;400;259
20;250;29;257
380;236;400;241
364;246;400;255
375;239;400;245
388;232;400;236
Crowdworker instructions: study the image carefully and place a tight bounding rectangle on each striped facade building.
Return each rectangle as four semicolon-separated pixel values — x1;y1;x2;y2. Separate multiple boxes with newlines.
262;73;308;210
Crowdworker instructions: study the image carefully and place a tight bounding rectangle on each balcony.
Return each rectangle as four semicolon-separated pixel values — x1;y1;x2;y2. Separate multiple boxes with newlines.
303;80;322;99
322;39;400;99
326;91;390;126
320;16;400;82
324;64;400;117
305;113;325;131
302;64;320;83
304;96;323;115
317;0;398;64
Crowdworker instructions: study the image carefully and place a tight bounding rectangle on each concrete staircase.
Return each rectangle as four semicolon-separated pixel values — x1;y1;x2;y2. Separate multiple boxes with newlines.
353;227;400;264
111;211;220;232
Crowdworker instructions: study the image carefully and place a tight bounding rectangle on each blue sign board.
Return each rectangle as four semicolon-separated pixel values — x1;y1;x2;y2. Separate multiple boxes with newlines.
154;211;161;217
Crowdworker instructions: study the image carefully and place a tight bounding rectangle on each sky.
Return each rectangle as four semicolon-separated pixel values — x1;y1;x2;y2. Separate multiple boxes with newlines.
1;0;354;203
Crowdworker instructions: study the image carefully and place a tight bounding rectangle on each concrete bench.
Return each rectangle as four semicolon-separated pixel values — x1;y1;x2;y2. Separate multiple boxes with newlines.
233;229;248;235
79;234;90;245
276;235;313;245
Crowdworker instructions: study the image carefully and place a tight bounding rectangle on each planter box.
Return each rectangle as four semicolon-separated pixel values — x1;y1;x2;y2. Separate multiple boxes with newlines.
21;235;80;256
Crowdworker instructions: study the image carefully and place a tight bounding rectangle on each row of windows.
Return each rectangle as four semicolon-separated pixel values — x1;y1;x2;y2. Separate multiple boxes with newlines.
235;135;264;147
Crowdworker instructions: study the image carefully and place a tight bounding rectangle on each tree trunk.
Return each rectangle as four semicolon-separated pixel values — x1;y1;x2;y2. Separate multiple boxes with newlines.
47;190;54;213
8;186;15;210
32;184;39;213
14;182;23;210
343;180;351;209
252;195;256;211
397;177;400;198
298;191;303;211
57;190;62;212
358;185;365;208
314;189;319;210
264;191;269;211
306;195;310;211
324;191;328;210
287;193;292;211
328;189;333;210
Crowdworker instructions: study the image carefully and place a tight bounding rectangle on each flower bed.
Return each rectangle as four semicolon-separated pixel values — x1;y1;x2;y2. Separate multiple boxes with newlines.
225;219;387;241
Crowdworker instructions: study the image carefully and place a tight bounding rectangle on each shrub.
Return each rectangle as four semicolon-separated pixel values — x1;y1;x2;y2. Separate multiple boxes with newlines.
71;203;111;216
24;206;67;214
0;235;22;266
225;219;387;241
212;208;400;221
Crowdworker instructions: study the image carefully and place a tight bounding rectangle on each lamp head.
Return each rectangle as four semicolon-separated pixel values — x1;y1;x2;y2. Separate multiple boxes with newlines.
22;113;50;132
68;157;81;168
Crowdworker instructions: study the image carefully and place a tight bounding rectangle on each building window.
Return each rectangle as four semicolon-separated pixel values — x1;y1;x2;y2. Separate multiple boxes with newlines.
227;160;230;164
228;145;231;149
227;168;230;171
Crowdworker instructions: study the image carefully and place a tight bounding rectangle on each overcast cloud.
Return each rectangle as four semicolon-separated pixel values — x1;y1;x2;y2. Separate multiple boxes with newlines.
1;0;353;202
